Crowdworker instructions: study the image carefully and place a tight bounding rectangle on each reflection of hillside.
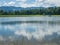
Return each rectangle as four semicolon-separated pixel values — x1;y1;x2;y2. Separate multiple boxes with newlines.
0;21;60;25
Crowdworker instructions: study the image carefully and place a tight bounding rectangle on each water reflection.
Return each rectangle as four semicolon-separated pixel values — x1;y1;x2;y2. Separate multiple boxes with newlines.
0;16;60;41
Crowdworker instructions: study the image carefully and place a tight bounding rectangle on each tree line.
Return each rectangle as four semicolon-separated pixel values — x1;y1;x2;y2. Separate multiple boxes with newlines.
0;7;60;15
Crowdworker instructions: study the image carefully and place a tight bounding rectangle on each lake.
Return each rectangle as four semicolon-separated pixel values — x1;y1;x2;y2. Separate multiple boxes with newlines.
0;16;60;41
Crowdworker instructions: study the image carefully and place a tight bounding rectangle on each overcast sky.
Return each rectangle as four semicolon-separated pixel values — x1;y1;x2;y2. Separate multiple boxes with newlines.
0;0;60;8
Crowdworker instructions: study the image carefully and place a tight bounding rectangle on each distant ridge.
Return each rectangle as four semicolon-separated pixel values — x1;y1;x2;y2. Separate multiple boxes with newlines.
0;6;41;12
0;6;24;11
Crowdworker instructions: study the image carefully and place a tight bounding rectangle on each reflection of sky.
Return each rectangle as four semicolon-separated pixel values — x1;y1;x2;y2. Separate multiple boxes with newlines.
0;22;60;40
0;16;60;40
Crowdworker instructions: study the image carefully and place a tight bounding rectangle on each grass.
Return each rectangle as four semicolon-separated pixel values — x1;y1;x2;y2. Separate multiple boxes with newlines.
0;15;60;17
0;15;43;17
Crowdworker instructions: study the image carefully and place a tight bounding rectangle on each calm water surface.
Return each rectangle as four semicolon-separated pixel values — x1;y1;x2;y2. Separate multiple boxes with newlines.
0;16;60;40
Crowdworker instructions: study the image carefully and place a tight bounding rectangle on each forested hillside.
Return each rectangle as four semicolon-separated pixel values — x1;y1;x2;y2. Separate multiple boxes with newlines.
0;7;60;15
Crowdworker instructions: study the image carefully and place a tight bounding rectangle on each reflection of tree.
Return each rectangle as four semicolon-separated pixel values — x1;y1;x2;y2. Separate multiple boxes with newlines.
13;37;24;45
13;40;18;45
21;37;24;45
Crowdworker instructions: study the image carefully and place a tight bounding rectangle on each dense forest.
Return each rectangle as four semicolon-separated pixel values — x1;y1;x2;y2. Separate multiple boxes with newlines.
0;7;60;15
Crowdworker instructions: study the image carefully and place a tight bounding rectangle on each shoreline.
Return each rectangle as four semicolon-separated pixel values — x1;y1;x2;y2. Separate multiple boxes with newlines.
0;15;60;17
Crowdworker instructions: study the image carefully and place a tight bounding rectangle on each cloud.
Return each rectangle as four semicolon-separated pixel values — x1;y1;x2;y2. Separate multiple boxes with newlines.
3;1;15;6
16;0;27;2
0;0;60;7
42;0;60;7
0;2;2;6
8;1;15;5
18;3;38;8
15;0;60;8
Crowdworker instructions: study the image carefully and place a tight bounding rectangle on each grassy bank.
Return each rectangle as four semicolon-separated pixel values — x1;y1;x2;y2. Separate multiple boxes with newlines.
0;15;43;17
0;15;60;17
